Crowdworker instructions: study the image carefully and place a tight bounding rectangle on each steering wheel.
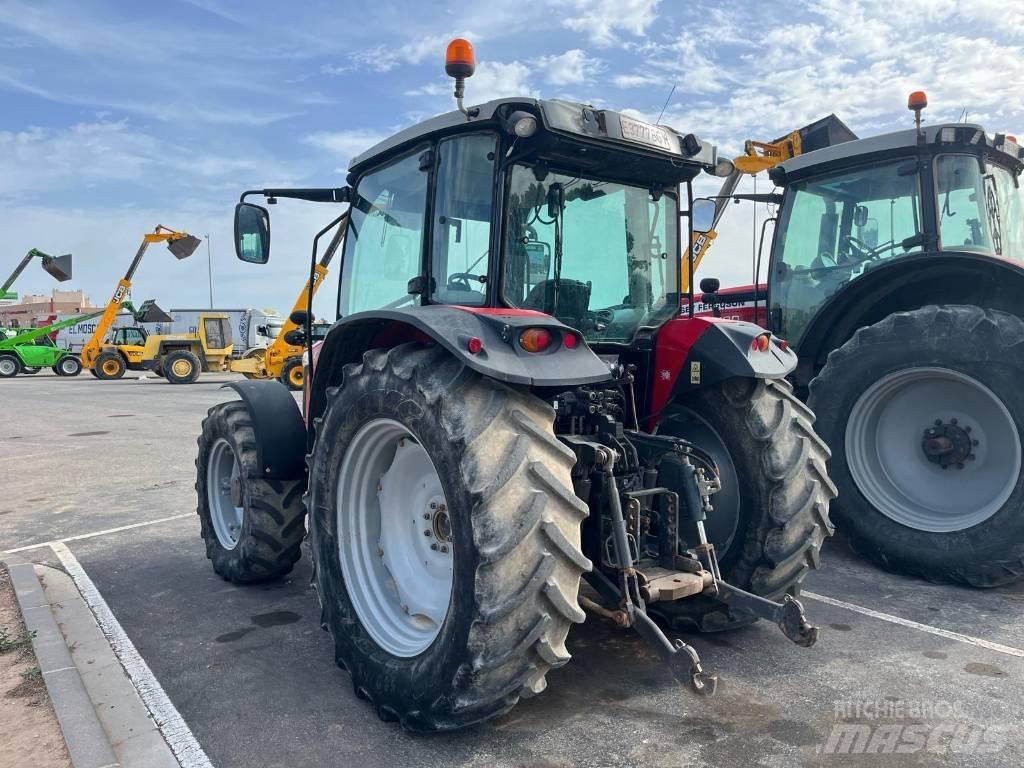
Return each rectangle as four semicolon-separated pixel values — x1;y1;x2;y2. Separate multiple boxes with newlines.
446;272;484;291
840;235;878;263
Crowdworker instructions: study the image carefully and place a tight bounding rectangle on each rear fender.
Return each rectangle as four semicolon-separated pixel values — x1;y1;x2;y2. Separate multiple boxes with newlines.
308;306;611;429
221;380;307;480
648;316;795;429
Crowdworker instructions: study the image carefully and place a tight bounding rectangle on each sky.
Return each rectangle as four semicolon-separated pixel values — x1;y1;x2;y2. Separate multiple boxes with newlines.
2;0;1023;318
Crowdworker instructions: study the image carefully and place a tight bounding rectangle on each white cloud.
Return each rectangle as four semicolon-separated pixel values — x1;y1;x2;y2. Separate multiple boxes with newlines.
539;49;602;86
558;0;660;46
303;130;389;164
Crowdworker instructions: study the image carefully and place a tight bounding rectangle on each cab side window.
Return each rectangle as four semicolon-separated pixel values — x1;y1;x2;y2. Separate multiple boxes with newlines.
340;149;429;316
431;134;497;305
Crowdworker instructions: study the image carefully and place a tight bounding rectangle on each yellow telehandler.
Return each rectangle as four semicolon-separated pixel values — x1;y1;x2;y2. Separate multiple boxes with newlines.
81;226;233;383
228;217;344;389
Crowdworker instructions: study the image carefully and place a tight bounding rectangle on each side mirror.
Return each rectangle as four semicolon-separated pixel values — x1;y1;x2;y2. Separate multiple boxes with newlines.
235;202;270;264
690;198;716;234
854;205;869;228
289;310;310;325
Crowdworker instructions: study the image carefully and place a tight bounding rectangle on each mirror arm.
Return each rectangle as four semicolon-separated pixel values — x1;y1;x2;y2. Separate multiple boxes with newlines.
240;187;352;204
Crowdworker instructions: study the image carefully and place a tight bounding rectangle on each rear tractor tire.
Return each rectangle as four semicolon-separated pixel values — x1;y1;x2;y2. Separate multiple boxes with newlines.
195;400;306;582
0;354;19;378
809;305;1024;587
279;357;304;390
94;351;126;380
654;377;836;632
163;350;201;384
306;343;590;731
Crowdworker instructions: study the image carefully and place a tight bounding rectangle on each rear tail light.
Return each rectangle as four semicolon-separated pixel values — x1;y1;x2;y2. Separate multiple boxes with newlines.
751;334;770;352
467;336;483;354
777;338;789;351
519;328;553;353
562;332;578;349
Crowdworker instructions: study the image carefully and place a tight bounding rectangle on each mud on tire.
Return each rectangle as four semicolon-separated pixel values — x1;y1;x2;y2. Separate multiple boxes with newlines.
654;377;835;632
306;342;591;731
195;400;306;583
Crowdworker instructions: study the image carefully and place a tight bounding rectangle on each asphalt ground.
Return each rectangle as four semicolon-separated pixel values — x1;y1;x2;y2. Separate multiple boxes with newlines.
2;370;1023;768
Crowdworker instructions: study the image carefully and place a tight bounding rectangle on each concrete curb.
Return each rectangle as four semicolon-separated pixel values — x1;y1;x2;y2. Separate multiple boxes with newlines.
7;561;120;768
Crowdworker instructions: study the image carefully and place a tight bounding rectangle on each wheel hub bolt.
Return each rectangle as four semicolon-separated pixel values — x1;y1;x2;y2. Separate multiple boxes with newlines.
430;543;439;551
440;545;449;554
424;530;432;537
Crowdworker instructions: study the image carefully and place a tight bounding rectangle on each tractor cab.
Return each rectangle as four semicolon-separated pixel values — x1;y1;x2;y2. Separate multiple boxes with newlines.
111;326;149;348
767;94;1024;349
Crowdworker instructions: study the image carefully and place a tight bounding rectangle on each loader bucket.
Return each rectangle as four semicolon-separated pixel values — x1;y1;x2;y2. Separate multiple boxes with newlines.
789;114;858;154
41;253;73;282
168;234;202;260
135;299;173;323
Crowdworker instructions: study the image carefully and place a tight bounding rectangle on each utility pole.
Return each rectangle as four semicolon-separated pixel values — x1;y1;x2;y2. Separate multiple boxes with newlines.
205;234;214;308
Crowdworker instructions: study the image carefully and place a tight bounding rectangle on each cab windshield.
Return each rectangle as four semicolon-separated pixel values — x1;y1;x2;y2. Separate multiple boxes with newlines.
503;164;678;344
771;159;924;343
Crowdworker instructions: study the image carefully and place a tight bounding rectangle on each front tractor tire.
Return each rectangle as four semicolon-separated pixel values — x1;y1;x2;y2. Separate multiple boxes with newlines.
809;305;1024;587
655;377;836;632
163;349;201;384
195;401;306;583
94;351;126;380
306;343;590;731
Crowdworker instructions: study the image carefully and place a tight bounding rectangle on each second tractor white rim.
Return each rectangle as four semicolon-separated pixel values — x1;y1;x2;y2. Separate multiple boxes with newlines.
846;367;1021;532
336;418;453;658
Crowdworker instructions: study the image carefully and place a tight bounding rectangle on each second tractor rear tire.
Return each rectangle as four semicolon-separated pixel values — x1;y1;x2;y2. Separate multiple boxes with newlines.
306;343;590;731
163;350;201;384
654;377;836;632
809;305;1024;587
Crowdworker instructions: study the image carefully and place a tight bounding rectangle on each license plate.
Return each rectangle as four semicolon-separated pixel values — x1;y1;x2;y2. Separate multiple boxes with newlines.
618;114;673;152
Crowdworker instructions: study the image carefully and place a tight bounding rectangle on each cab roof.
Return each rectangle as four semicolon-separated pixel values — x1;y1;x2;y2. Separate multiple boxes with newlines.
348;97;718;182
771;123;1024;184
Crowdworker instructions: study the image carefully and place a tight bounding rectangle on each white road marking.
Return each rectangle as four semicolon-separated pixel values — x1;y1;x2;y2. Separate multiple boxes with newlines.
52;542;214;768
0;446;90;461
5;513;193;554
803;591;1024;658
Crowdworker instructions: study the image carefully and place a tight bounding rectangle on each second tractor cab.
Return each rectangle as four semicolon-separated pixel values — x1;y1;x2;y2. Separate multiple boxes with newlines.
701;92;1024;587
195;40;835;731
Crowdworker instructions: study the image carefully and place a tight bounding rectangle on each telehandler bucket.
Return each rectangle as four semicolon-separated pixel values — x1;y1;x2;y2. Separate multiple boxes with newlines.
41;253;73;282
168;234;202;260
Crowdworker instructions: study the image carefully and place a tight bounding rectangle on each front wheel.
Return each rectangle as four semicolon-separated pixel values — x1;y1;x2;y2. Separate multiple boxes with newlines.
195;401;306;582
0;354;20;378
654;377;836;631
307;343;590;731
94;351;126;380
56;355;82;377
809;305;1024;587
279;357;303;390
163;350;201;384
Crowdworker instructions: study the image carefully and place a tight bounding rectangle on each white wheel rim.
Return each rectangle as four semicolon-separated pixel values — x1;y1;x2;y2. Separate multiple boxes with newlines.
61;358;77;374
0;358;17;376
207;438;244;549
846;367;1021;532
336;418;453;657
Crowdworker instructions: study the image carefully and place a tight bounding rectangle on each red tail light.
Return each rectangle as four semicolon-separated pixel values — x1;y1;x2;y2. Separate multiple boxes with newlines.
467;336;483;354
751;334;770;352
520;328;553;353
562;332;578;349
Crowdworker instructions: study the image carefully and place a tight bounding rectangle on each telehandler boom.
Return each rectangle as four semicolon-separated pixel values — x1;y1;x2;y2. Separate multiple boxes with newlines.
1;248;73;300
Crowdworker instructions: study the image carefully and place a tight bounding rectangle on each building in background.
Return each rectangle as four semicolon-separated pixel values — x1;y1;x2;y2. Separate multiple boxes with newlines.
0;288;98;327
